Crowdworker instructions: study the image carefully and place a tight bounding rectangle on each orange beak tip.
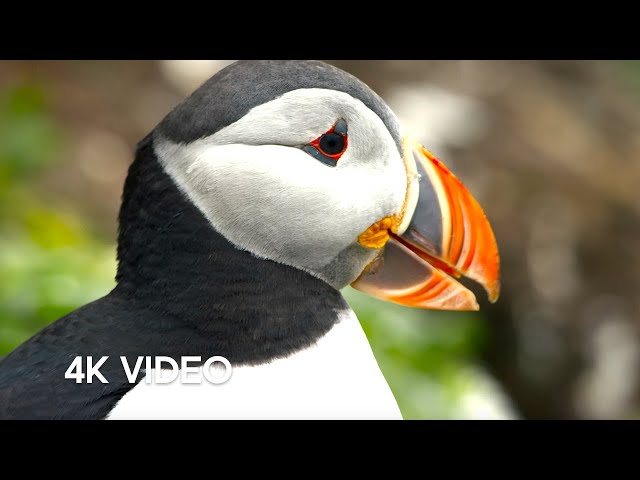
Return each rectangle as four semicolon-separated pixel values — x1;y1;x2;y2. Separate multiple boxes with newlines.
488;281;501;304
448;290;479;311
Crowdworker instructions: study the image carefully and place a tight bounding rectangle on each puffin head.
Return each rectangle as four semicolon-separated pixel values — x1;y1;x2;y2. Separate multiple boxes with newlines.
152;60;500;310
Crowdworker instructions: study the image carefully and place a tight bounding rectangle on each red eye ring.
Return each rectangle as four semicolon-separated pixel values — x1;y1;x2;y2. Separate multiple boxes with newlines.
309;126;348;160
301;119;348;168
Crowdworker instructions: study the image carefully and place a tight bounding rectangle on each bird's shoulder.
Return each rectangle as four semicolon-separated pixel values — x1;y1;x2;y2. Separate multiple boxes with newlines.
0;294;144;419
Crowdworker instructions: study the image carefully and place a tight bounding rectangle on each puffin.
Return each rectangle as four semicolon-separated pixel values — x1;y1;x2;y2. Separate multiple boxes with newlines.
0;60;500;420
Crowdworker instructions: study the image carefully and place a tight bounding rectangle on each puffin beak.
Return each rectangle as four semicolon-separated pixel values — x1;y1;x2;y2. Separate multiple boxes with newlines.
352;138;500;311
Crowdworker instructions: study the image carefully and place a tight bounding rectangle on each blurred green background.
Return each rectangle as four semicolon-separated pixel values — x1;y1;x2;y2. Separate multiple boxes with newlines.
1;61;639;419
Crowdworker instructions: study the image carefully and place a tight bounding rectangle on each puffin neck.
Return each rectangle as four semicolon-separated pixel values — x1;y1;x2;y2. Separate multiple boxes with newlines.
113;135;346;365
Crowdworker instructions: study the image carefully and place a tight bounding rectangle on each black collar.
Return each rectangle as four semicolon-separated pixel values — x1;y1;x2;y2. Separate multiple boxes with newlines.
114;135;346;365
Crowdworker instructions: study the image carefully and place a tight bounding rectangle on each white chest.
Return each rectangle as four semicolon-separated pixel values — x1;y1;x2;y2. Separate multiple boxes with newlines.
107;310;402;420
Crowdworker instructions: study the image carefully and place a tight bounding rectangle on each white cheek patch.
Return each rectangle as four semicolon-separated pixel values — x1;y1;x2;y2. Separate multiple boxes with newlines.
155;88;407;288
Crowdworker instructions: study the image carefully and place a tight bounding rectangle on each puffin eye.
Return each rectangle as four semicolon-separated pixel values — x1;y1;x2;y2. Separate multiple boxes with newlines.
301;119;348;167
319;133;345;156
